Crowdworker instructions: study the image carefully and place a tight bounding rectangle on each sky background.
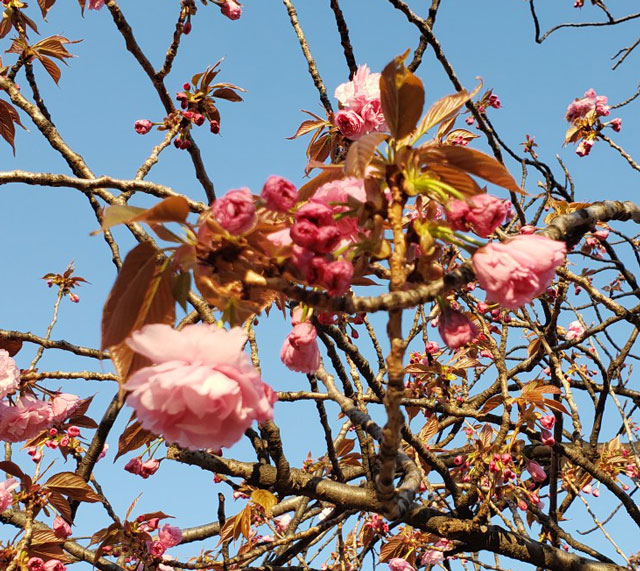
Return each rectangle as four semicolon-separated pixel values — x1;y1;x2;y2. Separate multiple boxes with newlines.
2;0;640;568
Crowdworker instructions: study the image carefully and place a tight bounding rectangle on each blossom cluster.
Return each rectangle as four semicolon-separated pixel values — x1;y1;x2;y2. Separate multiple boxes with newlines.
334;65;386;140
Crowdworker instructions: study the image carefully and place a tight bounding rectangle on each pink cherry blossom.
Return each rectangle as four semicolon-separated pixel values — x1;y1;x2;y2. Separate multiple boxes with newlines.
158;524;183;548
124;456;143;476
266;228;293;250
280;322;321;374
51;393;79;422
0;396;53;442
388;558;415;571
610;118;622;132
312;177;366;244
53;516;72;539
539;415;555;430
321;259;354;296
27;558;45;571
212;188;257;235
438;310;478;349
527;461;547;483
334;65;381;114
472;234;566;309
274;514;292;533
134;119;153;135
141;458;160;479
565;320;585;341
261;176;298;212
0;478;18;512
335;109;367;140
541;428;555;446
125;324;276;450
0;349;19;399
88;0;105;9
465;194;510;237
220;0;242;20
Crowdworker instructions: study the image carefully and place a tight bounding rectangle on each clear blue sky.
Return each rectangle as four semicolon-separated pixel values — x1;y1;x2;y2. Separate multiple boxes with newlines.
2;0;640;567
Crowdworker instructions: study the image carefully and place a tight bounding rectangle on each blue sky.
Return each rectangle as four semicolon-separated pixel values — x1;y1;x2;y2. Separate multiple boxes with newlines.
2;0;640;567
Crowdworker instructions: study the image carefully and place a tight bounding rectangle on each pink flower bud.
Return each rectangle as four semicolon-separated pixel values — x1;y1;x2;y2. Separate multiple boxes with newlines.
539;415;555;430
210;120;220;134
134;119;153;135
67;426;80;437
261;175;298;213
53;516;72;539
182;20;192;34
438;310;478;349
220;0;242;20
541;428;555;446
124;457;143;476
141;458;160;479
321;259;354;297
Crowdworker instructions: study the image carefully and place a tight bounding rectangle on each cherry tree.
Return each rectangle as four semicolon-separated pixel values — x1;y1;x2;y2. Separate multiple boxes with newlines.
1;1;640;571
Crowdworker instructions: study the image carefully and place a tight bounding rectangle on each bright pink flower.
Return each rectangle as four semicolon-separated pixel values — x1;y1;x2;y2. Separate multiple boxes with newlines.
27;558;45;571
0;397;53;443
425;341;440;355
438;310;478;349
88;0;105;9
335;109;367;140
387;558;415;571
51;393;79;423
541;428;555;446
67;426;80;437
0;478;18;512
420;539;451;566
280;322;320;374
43;561;66;571
53;516;72;539
125;324;275;451
472;235;566;309
124;456;143;476
291;203;341;254
0;349;19;399
539;414;555;430
592;229;609;240
141;458;160;479
527;461;547;483
610;118;622;132
212;188;256;235
261;176;298;212
360;99;386;131
149;540;166;557
321;259;353;296
566;88;610;122
312;177;366;242
158;524;183;548
565;320;585;341
220;0;242;20
447;194;509;237
134;120;153;135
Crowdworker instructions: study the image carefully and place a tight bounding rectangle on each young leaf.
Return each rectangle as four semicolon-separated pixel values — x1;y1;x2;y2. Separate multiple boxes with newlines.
345;132;387;178
380;51;425;140
115;419;154;461
251;489;278;516
45;472;102;503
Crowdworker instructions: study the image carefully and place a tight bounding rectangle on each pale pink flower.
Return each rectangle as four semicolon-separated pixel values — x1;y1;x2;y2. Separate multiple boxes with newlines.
334;65;381;114
388;558;415;571
51;393;79;423
317;507;333;522
592;229;609;240
438;310;478;349
212;188;256;235
280;322;320;374
261;176;298;212
565;320;585;341
53;516;72;539
0;397;53;442
141;458;160;479
44;561;67;571
527;461;547;483
125;324;276;450
158;524;183;548
421;539;452;566
134;120;153;135
0;478;18;511
274;514;292;533
447;194;509;237
266;228;293;250
220;0;242;20
576;138;594;157
0;349;19;399
472;235;566;309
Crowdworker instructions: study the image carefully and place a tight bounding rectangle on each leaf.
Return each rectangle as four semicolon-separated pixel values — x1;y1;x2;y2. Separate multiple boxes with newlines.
45;472;102;503
96;197;190;235
93;205;146;235
543;399;569;415
0;460;31;489
418;416;439;443
444;128;480;146
38;56;61;84
115;419;154;461
433;146;522;193
48;491;73;523
0;337;22;356
426;163;483;197
0;99;21;153
37;0;57;19
251;490;278;516
287;119;326;140
380;51;425;140
335;438;355;457
479;395;504;414
344;132;387;178
211;87;243;102
172;271;192;313
101;240;176;379
218;506;252;544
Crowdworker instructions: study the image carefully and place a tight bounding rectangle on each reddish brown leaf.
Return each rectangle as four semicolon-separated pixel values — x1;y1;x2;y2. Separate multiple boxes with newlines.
0;337;22;356
115;419;154;461
380;51;425;140
345;132;387;178
48;491;73;523
287;119;326;140
45;472;102;503
38;56;61;84
211;87;243;102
